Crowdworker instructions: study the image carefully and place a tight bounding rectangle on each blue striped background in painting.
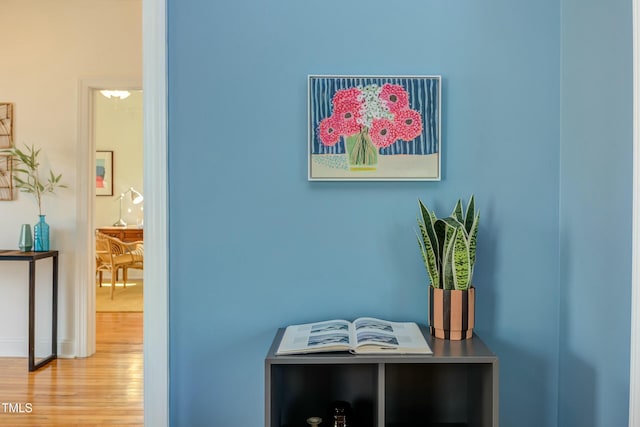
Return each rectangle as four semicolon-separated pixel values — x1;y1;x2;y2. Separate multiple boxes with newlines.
309;76;440;156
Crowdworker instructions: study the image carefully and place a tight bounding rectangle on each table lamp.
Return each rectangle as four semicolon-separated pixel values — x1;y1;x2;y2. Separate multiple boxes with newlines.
113;187;144;227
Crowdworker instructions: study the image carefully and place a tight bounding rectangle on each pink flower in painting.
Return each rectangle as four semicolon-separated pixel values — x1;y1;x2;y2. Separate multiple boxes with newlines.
318;115;341;146
369;118;398;148
334;99;362;136
393;109;423;141
316;82;424;158
379;83;409;113
332;87;361;109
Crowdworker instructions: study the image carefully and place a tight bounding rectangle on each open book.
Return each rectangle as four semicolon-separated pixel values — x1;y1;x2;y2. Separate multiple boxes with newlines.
276;317;432;355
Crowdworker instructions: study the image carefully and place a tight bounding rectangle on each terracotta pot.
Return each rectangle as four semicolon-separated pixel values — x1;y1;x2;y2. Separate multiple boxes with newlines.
428;286;475;340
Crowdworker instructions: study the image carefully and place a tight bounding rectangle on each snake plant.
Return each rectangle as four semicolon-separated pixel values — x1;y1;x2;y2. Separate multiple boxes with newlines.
416;196;479;290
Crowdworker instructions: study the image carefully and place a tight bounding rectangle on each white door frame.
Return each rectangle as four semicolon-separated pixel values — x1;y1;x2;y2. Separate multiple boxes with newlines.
76;78;142;360
142;0;169;424
74;0;168;425
631;0;640;426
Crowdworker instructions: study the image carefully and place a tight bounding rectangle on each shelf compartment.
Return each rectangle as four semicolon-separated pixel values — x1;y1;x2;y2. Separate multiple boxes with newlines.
269;363;377;427
387;423;469;427
385;363;494;427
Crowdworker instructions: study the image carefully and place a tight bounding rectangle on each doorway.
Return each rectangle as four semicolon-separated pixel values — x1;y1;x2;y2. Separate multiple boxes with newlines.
76;79;142;359
75;1;168;424
93;89;144;313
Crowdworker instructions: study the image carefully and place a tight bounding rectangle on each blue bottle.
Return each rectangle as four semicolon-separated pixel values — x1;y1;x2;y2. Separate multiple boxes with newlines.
33;215;50;251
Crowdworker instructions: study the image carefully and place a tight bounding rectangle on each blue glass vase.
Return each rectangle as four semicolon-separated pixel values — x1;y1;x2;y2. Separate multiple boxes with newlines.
33;215;50;252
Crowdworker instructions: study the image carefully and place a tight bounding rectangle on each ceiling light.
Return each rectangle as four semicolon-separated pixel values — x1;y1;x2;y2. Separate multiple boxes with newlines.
100;90;131;100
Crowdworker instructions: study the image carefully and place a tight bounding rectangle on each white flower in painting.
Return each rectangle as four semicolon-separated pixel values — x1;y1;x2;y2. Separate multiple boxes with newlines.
355;84;393;128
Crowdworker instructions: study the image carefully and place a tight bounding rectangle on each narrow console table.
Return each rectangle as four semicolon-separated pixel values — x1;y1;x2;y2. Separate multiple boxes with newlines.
0;250;58;371
265;325;499;427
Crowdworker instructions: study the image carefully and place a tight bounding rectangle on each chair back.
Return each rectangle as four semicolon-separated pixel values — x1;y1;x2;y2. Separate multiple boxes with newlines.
96;230;143;265
96;231;111;268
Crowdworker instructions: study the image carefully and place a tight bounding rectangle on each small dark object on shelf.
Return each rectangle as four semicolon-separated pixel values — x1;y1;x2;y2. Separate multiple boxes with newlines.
331;401;351;427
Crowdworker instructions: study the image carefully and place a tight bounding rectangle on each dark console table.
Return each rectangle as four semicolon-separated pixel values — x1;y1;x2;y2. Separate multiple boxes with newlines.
0;250;58;371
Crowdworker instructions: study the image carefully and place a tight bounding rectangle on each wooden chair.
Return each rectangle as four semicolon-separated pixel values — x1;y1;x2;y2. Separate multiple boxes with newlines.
127;240;144;278
95;231;144;299
95;236;111;288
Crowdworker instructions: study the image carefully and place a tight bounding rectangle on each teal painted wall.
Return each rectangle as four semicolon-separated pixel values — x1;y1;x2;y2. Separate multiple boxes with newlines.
558;0;632;425
167;0;630;425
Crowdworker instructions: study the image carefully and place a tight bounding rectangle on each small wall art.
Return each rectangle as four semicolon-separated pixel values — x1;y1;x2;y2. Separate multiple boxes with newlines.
308;75;441;181
0;154;12;200
0;103;14;149
96;150;114;196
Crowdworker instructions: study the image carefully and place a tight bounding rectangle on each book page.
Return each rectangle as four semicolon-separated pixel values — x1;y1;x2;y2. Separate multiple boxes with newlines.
353;317;431;354
353;317;399;346
276;319;352;355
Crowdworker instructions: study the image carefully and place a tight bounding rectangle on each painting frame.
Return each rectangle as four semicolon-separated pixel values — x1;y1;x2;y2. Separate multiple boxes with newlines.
308;75;441;181
0;154;13;201
0;102;14;149
96;150;114;196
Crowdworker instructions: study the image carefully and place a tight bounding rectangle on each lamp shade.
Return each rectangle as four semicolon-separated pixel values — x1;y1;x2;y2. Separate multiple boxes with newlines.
113;187;144;226
129;187;144;204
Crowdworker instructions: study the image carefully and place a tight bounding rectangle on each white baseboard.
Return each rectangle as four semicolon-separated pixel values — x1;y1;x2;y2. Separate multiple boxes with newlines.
0;339;75;358
0;339;27;357
58;339;75;358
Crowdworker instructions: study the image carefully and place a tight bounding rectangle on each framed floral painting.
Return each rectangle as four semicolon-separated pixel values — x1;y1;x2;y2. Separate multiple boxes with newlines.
308;75;441;181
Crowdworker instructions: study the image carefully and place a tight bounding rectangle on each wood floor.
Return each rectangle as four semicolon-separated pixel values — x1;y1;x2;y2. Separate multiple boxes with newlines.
0;312;143;426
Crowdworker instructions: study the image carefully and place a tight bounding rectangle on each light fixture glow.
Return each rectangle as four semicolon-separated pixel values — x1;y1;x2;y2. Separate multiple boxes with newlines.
100;90;131;100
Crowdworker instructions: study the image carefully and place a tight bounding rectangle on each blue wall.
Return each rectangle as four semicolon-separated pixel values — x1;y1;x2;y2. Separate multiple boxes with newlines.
559;0;632;425
167;0;628;425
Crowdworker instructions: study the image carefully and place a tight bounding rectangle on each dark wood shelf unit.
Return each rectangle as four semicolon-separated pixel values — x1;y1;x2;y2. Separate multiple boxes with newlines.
265;325;498;427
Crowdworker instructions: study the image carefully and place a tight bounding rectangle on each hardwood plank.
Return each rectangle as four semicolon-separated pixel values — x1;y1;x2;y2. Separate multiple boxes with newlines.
0;312;143;426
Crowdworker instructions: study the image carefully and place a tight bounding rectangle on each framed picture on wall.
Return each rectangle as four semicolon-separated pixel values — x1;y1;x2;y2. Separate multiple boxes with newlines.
0;103;14;149
308;75;441;181
0;154;12;200
96;150;113;196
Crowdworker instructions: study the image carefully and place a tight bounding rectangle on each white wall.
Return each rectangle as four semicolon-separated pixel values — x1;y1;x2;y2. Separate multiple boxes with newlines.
95;91;143;227
0;0;141;357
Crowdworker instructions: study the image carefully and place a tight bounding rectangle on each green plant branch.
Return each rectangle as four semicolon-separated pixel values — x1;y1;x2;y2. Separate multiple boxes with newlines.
0;144;67;215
